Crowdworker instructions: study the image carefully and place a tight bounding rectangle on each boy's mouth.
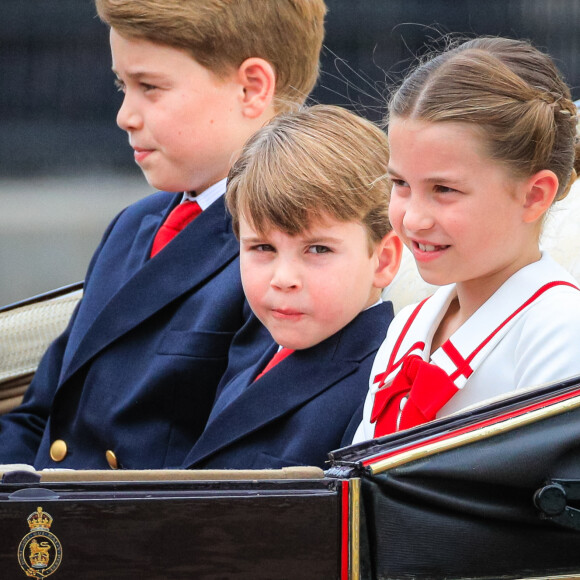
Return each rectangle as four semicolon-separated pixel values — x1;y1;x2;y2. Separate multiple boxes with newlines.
271;308;304;320
133;147;154;164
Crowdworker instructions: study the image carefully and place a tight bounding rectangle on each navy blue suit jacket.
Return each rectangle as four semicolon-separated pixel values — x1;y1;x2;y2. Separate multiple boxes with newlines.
182;301;394;470
0;192;268;469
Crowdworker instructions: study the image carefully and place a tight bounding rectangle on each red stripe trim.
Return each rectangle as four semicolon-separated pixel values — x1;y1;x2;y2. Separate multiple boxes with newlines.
373;341;425;388
362;385;580;468
444;340;473;381
462;281;578;369
386;297;430;373
390;342;426;374
341;480;350;580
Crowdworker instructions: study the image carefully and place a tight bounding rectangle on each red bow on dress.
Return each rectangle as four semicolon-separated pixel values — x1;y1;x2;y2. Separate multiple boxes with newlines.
370;355;459;437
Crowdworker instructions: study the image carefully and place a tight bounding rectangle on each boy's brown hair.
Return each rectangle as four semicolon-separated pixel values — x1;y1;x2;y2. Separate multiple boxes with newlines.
95;0;326;113
226;104;392;251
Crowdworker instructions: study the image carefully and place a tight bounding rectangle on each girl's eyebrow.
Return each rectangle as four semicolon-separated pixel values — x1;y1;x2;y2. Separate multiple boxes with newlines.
386;165;403;178
388;165;465;187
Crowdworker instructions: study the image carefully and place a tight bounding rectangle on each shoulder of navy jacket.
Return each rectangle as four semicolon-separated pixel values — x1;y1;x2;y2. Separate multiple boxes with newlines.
130;190;178;212
112;192;180;230
332;301;395;362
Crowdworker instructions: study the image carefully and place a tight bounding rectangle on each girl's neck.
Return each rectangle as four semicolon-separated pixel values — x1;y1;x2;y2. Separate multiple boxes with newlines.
431;296;461;353
430;248;543;353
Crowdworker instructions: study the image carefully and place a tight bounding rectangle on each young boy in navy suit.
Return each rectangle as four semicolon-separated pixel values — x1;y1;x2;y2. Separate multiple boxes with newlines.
183;105;403;470
0;0;326;469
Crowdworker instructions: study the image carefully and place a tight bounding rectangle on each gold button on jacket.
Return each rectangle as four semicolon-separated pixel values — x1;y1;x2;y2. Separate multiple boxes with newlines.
50;440;67;462
106;450;119;469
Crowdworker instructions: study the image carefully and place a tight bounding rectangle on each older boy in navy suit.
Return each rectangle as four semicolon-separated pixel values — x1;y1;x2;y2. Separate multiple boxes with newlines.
0;0;326;469
183;105;403;470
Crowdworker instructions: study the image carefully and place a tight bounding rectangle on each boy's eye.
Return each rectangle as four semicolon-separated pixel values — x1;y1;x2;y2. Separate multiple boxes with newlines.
141;82;158;92
252;244;275;252
434;184;458;194
307;245;331;254
114;78;126;93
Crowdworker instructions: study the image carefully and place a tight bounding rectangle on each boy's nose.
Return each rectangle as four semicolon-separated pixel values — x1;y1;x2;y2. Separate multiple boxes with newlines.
116;96;142;132
270;260;301;291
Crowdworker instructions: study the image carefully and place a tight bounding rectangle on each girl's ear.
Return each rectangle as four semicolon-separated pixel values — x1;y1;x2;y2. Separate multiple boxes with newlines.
237;57;276;119
522;169;559;223
373;231;404;289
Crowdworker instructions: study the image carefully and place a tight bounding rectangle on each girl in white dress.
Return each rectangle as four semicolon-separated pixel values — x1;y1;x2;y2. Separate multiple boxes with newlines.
354;37;580;443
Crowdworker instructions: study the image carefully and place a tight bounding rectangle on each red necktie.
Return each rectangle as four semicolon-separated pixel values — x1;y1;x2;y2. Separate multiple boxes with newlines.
150;200;202;257
254;347;295;381
371;355;459;437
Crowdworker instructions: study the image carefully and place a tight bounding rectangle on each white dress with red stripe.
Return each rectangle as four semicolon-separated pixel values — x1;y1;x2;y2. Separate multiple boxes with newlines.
353;252;580;444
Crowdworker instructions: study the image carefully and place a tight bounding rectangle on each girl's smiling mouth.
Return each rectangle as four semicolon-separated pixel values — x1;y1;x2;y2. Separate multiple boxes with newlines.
411;240;451;262
416;241;450;252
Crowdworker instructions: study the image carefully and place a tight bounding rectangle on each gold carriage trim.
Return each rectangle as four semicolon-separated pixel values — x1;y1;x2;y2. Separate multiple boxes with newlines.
349;478;361;580
368;393;580;475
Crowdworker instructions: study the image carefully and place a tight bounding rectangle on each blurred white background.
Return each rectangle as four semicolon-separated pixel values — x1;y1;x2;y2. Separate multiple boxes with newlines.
0;175;150;305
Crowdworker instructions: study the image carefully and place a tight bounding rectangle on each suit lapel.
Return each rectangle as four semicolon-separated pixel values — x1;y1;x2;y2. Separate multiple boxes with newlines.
184;302;393;467
62;197;239;383
62;195;175;358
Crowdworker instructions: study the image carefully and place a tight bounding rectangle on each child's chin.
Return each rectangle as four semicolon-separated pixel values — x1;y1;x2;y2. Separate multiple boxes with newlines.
415;268;446;287
275;336;324;351
142;171;187;194
142;173;166;191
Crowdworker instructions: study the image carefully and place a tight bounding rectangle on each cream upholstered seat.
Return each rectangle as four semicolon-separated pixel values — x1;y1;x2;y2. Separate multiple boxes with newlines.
0;284;82;413
382;179;580;313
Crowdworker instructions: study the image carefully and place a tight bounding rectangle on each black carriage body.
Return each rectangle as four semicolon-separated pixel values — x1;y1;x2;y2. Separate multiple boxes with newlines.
0;475;346;579
329;375;580;580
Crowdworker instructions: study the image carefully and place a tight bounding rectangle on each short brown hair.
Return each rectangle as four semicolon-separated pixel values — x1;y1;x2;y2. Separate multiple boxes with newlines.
389;37;579;202
95;0;326;113
226;105;392;250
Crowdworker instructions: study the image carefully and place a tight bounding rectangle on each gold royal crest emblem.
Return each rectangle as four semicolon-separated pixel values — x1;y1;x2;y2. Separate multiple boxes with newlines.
18;507;63;578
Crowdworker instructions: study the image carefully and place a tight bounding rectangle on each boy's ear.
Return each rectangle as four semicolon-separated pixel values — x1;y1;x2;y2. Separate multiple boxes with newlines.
237;57;276;119
373;231;403;289
522;169;559;223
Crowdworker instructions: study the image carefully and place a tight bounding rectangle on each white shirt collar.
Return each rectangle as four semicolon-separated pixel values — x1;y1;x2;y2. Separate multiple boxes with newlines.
182;177;227;210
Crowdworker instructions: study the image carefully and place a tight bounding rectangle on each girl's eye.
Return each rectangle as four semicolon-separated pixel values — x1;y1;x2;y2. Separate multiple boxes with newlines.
141;82;158;92
391;178;410;188
307;245;331;254
114;78;126;93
